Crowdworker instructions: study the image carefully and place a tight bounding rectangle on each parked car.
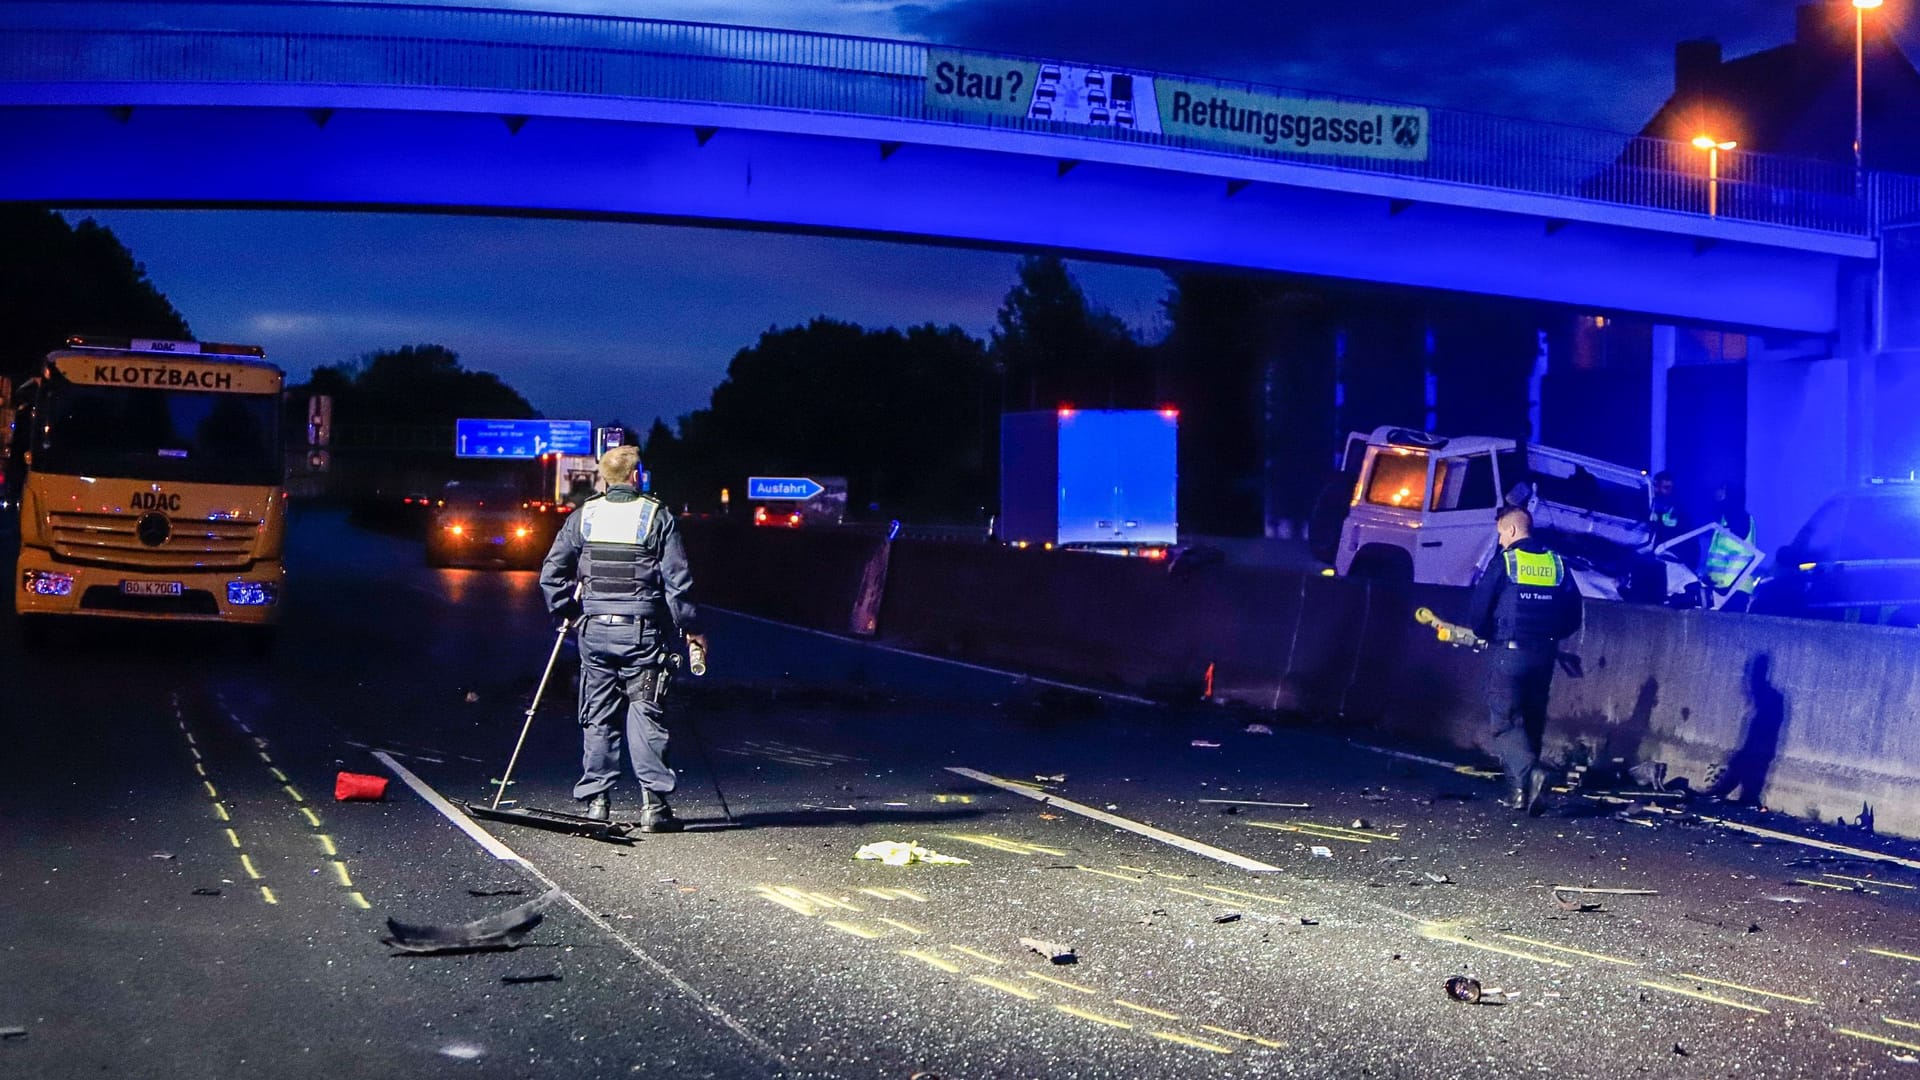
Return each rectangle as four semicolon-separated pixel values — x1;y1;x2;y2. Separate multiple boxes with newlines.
1753;479;1920;625
427;481;544;569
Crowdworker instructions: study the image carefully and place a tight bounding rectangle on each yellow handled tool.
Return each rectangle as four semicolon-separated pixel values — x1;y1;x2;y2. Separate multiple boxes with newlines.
1415;607;1485;650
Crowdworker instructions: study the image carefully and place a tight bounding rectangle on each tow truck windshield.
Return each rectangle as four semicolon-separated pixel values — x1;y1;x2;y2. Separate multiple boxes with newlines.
35;380;280;486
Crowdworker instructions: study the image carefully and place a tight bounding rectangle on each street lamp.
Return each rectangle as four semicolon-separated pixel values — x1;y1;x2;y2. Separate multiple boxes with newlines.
1692;135;1736;216
1854;0;1883;182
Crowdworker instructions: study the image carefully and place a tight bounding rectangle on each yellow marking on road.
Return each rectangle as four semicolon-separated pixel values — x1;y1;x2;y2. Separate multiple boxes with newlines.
270;768;290;783
824;921;882;940
193;762;207;777
301;807;322;828
1022;970;1097;995
1498;934;1639;966
1199;1025;1287;1049
754;886;823;917
184;733;197;746
1248;822;1373;843
1114;865;1191;880
212;803;230;822
189;747;201;761
224;828;242;849
858;887;928;902
330;861;353;888
283;785;305;803
949;944;1004;966
901;949;961;973
1196;883;1293;906
260;887;277;905
877;918;926;935
1826;873;1914;889
203;781;219;799
1840;1028;1920;1054
1077;865;1143;882
1420;924;1571;968
970;975;1039;1000
1149;1031;1233;1054
1113;999;1183;1021
1452;765;1502;779
349;892;371;910
1054;1004;1133;1029
1287;820;1398;841
1676;973;1818;1006
259;751;273;764
1638;981;1771;1014
317;835;338;857
1887;1017;1920;1032
240;854;262;880
933;794;975;804
938;833;1067;857
1166;886;1240;905
1794;878;1856;891
1867;948;1920;964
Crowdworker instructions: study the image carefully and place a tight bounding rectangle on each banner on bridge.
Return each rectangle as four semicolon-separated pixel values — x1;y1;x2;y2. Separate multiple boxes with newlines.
925;48;1429;162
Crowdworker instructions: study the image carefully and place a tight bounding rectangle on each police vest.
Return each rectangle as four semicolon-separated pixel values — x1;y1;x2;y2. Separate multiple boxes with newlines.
1497;546;1570;643
578;495;661;605
1705;517;1757;592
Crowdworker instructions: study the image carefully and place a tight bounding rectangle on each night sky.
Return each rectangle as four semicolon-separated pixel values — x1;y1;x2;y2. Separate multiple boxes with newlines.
65;0;1919;427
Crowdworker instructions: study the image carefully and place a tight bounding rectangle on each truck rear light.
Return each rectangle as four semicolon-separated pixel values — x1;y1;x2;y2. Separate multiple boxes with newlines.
227;581;278;606
22;569;73;596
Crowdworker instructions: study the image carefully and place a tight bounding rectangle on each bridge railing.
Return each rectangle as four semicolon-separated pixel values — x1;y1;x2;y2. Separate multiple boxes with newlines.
0;0;1906;237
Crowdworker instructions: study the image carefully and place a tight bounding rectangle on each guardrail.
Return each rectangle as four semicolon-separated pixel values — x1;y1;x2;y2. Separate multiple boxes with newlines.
0;0;1910;237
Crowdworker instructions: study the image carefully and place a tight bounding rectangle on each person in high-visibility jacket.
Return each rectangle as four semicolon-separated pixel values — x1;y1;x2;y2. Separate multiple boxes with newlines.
1703;482;1758;613
1466;507;1583;815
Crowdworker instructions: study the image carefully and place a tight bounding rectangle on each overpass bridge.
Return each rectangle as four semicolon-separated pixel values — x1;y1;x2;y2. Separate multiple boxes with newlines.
2;0;1919;532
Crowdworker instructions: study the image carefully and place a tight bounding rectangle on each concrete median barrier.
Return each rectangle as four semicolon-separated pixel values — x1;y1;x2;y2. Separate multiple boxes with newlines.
677;522;1920;838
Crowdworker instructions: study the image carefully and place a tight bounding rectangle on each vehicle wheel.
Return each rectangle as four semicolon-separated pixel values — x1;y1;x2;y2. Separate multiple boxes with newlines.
1348;545;1414;584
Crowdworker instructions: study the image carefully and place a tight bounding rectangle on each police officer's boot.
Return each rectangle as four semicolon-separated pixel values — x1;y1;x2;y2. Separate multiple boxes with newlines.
639;789;682;833
1523;766;1549;818
583;792;611;824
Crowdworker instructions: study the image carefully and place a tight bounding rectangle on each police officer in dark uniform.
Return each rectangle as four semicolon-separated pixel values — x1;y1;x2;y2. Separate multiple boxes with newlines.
1466;506;1582;815
540;445;706;832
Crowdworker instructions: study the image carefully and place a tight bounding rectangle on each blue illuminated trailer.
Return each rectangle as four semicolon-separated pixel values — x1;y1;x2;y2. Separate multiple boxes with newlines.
999;408;1178;553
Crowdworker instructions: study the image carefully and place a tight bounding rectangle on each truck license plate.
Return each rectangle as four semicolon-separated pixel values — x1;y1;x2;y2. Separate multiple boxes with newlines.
121;580;183;597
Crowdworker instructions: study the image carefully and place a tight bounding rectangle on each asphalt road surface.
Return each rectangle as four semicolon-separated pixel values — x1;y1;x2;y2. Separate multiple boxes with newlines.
8;510;1920;1078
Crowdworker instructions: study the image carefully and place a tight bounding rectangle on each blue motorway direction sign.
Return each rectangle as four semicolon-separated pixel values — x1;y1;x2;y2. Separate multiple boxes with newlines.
455;419;593;459
747;476;825;500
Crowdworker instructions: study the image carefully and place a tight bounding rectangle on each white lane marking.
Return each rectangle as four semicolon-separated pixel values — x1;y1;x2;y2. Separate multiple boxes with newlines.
372;751;790;1072
710;606;1157;706
372;751;521;862
946;767;1282;874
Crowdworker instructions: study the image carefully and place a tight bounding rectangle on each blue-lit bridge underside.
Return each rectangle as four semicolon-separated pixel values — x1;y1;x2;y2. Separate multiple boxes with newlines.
0;81;1865;335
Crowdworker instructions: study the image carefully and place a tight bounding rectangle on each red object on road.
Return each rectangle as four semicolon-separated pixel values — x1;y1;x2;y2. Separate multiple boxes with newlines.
335;771;389;801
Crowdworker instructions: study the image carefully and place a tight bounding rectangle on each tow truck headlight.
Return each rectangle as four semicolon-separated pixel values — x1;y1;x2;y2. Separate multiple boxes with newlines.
227;581;278;606
22;569;74;596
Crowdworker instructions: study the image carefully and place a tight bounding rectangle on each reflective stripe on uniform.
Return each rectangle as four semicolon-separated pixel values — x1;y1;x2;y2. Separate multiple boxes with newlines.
1504;548;1563;587
1705;518;1757;591
581;497;657;546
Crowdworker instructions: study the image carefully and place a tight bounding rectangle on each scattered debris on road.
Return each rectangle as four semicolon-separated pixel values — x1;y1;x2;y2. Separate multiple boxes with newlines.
463;691;480;704
0;1026;26;1041
1190;740;1222;749
1034;773;1067;783
1550;885;1656;911
1444;976;1506;1005
1423;872;1455;885
383;887;560;955
1212;912;1242;924
466;887;526;898
1020;937;1077;964
802;804;857;812
1311;846;1334;858
1244;724;1274;735
1197;798;1311;809
334;771;389;801
191;888;222;897
855;841;969;866
501;973;561;985
150;852;176;860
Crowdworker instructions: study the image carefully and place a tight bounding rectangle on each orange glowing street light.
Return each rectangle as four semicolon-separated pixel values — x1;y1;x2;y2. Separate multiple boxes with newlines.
1854;0;1884;183
1692;135;1736;216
